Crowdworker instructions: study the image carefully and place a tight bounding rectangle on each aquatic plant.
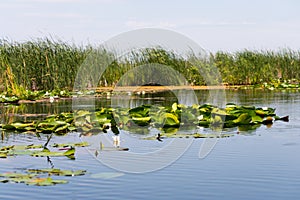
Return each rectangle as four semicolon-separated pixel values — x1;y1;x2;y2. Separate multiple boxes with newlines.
1;38;299;96
0;103;289;138
0;141;86;159
0;38;89;93
0;168;86;186
214;49;300;85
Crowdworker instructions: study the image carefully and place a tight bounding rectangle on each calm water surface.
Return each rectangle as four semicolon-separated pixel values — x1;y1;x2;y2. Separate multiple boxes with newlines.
1;89;300;200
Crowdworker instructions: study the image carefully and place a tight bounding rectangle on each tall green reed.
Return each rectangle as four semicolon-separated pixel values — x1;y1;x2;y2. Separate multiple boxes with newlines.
0;38;89;93
214;49;300;85
1;37;300;95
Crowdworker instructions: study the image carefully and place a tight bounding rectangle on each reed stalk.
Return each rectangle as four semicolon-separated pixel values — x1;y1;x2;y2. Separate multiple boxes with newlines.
0;38;299;95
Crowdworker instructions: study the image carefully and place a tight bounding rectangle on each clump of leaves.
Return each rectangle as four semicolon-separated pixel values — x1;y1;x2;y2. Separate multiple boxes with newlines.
0;168;87;186
1;103;289;138
0;141;90;159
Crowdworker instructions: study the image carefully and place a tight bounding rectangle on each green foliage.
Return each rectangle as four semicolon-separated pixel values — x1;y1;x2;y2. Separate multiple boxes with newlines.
214;49;300;85
0;145;76;159
0;38;89;92
2;38;299;95
0;142;90;159
0;103;288;137
0;168;86;186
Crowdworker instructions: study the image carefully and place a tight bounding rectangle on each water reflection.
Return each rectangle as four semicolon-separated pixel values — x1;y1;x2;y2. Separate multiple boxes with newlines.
111;89;224;108
111;90;178;108
2;89;297;126
112;135;120;147
0;100;74;124
1;89;300;199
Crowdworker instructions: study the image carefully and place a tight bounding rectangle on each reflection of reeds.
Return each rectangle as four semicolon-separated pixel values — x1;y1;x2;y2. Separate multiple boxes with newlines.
1;104;25;124
1;38;300;93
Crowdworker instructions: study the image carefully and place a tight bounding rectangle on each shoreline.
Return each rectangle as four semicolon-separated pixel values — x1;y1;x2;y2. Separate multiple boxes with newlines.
95;85;242;93
5;84;299;104
15;85;240;104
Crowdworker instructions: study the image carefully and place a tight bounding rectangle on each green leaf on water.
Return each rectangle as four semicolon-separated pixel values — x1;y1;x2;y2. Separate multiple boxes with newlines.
75;110;91;118
2;124;15;130
171;102;178;112
54;123;70;134
0;103;288;137
0;153;7;158
27;168;87;176
8;149;35;156
0;167;86;186
13;144;43;150
132;116;151;126
129;105;149;117
67;126;77;131
0;145;14;151
233;113;252;125
26;177;68;186
1;121;35;131
31;147;75;158
52;141;89;148
163;113;180;127
251;115;263;123
0;172;36;179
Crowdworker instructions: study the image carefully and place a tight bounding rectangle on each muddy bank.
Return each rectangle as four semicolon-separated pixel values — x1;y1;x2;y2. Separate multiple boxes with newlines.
96;85;240;93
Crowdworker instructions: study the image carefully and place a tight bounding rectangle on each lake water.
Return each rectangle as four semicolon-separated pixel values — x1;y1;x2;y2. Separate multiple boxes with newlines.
1;89;300;200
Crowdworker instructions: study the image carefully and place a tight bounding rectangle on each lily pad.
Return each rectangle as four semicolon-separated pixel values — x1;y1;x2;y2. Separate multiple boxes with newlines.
26;177;68;186
0;167;86;186
27;168;87;176
0;144;45;157
52;141;89;148
2;121;35;131
163;113;180;127
0;103;289;137
74;110;91;118
233;113;252;125
132;116;151;126
129;105;150;117
31;148;75;158
0;145;14;151
251;115;263;123
0;153;7;158
0;172;36;179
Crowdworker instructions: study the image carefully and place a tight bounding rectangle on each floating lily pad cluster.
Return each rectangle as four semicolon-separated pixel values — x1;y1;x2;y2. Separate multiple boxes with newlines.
117;103;288;130
197;103;287;129
1;112;75;134
0;103;288;136
0;90;72;104
260;80;300;90
0;168;86;186
123;103;289;136
0;142;88;159
0;90;43;103
0;141;89;186
0;95;19;103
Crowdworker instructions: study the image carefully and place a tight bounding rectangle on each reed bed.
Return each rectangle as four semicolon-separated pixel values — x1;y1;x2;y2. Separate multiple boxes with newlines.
1;38;300;95
0;38;89;94
214;49;300;85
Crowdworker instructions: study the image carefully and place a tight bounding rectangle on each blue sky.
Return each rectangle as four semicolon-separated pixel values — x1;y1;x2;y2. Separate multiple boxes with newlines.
0;0;299;52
